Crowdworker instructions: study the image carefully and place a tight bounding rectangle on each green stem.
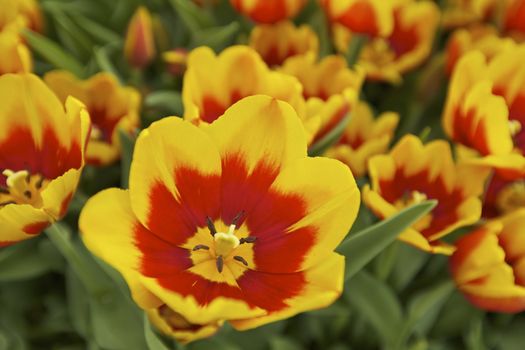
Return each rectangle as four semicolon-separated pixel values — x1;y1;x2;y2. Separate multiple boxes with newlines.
45;223;98;294
345;34;367;67
373;242;399;281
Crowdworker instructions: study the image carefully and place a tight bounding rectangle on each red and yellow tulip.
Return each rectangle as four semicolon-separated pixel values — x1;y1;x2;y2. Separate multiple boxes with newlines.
451;211;525;313
182;45;305;125
445;25;516;76
163;48;189;76
326;101;399;177
443;48;525;176
124;6;156;69
249;21;319;67
0;22;32;75
146;305;222;344
0;0;43;32
483;173;525;218
441;0;497;29
230;0;307;24
280;53;364;145
44;71;141;166
79;95;360;341
363;135;486;255
0;74;90;246
333;1;440;83
320;0;395;38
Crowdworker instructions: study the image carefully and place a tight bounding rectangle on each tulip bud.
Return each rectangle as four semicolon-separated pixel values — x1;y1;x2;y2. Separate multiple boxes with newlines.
124;6;156;69
163;48;188;76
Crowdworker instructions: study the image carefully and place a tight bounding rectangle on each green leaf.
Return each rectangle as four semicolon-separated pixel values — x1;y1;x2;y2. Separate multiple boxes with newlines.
69;14;122;44
23;30;85;78
269;337;303;350
0;239;52;281
119;129;136;189
344;270;403;345
145;90;184;116
190;22;240;51
395;280;455;349
94;46;123;81
337;200;437;281
308;112;350;157
390;243;429;291
144;314;173;350
169;0;214;32
49;8;94;57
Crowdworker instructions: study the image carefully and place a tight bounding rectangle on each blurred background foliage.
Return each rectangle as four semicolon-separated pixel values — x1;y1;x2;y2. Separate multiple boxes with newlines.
1;0;524;349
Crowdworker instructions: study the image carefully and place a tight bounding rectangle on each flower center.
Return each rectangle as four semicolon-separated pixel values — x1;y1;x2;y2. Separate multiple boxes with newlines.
509;120;522;137
361;39;396;66
496;181;525;214
0;169;47;208
395;190;432;230
191;212;256;273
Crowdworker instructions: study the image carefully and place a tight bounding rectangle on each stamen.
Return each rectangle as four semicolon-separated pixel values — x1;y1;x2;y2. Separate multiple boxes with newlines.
234;255;248;266
0;200;16;206
24;190;32;199
192;244;209;251
0;187;9;194
240;236;257;244
216;256;224;273
206;216;217;236
36;175;45;189
231;210;245;226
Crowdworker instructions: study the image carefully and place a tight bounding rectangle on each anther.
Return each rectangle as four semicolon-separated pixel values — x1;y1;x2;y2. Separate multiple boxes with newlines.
192;244;209;251
0;187;9;194
36;176;45;189
231;210;245;227
216;256;224;273
234;255;248;266
206;216;217;236
0;200;16;206
240;236;257;244
24;190;32;199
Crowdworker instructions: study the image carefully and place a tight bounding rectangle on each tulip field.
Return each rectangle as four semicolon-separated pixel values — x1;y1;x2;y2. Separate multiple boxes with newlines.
0;0;524;349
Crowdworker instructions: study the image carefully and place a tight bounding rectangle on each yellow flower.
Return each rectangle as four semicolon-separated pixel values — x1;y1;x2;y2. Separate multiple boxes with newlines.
0;74;90;246
124;6;156;69
0;22;32;75
230;0;307;24
182;45;305;125
451;211;525;313
147;305;222;344
332;1;440;83
442;48;525;176
363;135;486;255
44;71;141;166
279;53;364;145
326;101;399;177
441;0;497;29
0;0;43;32
79;95;360;342
249;21;319;67
445;25;516;75
320;0;395;37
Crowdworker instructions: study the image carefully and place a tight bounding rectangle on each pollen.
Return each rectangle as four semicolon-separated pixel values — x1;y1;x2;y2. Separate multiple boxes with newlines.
509;120;522;137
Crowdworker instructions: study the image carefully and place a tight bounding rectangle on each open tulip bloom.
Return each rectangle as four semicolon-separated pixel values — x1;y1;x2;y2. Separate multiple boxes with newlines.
80;95;360;341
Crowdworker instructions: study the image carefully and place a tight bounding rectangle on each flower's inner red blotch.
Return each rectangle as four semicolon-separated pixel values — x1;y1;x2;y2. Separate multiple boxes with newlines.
388;9;419;58
201;90;244;124
88;105;126;144
137;156;318;311
0;126;81;207
379;167;463;238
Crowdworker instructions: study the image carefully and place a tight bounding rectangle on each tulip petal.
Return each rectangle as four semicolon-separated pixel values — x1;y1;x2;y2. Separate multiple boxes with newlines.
0;204;50;244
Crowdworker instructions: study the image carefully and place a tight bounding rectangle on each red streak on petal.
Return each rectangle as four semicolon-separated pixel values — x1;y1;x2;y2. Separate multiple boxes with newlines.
23;220;50;235
336;1;379;37
59;192;73;219
388;9;419;58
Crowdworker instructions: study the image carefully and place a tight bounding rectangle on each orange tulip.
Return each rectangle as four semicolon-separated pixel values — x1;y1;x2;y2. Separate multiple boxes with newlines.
451;211;525;313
